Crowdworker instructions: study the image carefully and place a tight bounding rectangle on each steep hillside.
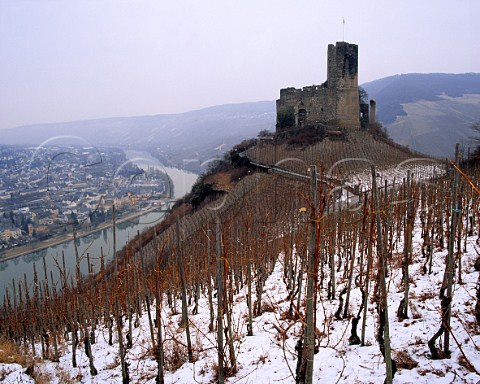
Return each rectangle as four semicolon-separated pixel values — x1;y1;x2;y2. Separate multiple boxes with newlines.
362;73;480;158
246;130;425;178
1;139;479;382
385;94;480;158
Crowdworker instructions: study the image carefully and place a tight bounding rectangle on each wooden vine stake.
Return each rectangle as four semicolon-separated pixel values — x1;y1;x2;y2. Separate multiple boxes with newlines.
297;165;318;384
371;166;395;383
175;219;193;362
429;143;461;359
215;213;225;384
113;205;129;383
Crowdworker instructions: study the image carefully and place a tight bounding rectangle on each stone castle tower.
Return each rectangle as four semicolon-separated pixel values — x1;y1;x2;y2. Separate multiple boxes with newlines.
276;41;366;131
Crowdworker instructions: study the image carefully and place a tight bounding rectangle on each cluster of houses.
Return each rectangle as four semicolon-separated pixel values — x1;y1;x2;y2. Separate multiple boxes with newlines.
0;226;22;242
0;145;168;251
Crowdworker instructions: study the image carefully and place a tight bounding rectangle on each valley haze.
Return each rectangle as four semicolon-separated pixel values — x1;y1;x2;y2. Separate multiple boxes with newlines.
1;73;480;160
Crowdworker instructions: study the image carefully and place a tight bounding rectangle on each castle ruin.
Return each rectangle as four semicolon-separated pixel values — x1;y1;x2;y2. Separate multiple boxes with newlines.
276;41;372;132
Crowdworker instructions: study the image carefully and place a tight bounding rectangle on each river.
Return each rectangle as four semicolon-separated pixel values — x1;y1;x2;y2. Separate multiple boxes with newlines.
123;149;198;199
0;152;198;303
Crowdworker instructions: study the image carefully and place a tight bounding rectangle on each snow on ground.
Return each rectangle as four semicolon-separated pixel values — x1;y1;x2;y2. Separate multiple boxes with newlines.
0;363;34;383
346;163;445;192
1;206;480;383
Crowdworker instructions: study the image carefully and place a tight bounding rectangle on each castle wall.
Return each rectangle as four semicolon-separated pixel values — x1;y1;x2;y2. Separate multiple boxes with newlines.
370;99;376;125
360;102;370;129
276;41;361;131
335;87;360;128
327;42;358;89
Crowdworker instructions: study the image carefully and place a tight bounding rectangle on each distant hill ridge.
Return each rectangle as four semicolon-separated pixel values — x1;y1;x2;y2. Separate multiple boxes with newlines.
1;73;479;161
362;73;480;124
363;73;480;158
0;101;276;171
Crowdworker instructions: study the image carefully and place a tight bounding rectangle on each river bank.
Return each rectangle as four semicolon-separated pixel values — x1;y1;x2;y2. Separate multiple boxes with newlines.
0;204;166;263
0;154;198;304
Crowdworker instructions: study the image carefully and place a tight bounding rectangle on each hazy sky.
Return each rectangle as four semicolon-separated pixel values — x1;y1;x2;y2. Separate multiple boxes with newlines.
0;0;478;129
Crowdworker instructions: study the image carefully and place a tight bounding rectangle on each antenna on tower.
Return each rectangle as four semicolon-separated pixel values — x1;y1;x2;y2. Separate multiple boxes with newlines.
342;18;345;41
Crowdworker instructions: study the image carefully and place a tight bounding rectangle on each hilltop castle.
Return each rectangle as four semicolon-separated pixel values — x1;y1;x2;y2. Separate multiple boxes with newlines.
276;41;374;132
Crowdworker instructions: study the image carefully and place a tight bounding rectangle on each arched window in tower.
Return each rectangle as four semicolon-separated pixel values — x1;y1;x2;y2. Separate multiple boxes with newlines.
298;108;307;129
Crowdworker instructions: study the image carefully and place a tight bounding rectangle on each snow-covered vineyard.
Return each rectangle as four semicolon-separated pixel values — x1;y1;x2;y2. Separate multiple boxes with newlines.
346;161;446;192
1;163;479;383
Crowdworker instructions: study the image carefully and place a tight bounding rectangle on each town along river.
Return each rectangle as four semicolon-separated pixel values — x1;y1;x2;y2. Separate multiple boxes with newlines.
0;161;198;304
